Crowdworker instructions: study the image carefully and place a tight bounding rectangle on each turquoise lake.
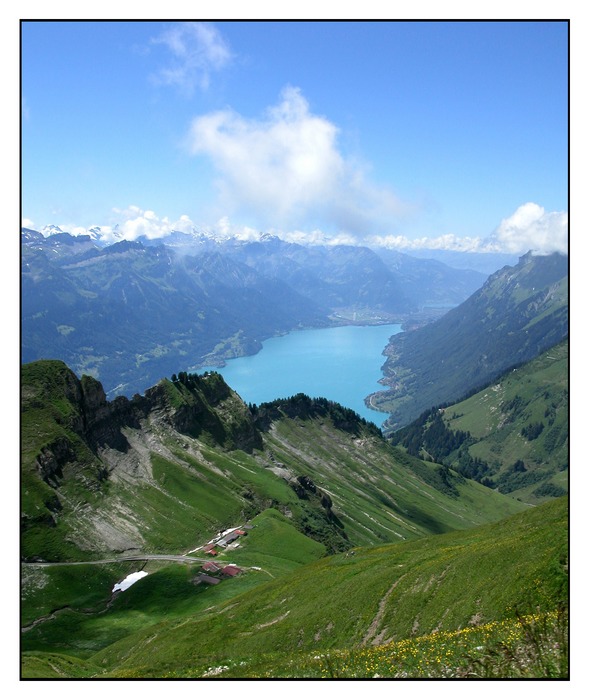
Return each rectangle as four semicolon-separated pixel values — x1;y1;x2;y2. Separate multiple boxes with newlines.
202;324;402;426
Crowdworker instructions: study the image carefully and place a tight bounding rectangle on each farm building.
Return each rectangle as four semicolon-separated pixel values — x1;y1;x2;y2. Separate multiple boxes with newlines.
194;574;221;585
218;532;240;547
221;565;242;577
202;562;221;573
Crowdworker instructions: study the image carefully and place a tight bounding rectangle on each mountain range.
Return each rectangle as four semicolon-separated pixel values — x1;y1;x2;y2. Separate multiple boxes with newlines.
21;227;486;399
21;359;526;564
20;358;568;678
20;224;569;679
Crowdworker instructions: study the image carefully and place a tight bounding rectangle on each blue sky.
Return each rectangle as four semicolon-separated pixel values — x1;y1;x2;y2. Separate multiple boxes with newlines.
21;19;569;254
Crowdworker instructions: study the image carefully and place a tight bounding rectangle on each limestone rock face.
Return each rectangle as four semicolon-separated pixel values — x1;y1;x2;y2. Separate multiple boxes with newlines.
22;361;266;560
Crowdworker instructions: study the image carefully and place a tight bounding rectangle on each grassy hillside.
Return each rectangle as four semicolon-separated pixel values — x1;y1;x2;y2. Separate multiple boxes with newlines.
21;509;325;663
256;400;525;544
22;497;567;678
21;361;526;565
391;339;568;503
21;360;568;679
22;360;544;679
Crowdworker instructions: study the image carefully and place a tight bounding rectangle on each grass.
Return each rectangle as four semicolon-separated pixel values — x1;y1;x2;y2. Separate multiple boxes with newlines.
226;509;326;574
20;510;327;664
21;560;271;660
21;563;136;628
21;359;528;566
444;340;568;501
22;607;568;679
33;497;563;679
262;416;526;545
21;360;566;680
202;607;568;679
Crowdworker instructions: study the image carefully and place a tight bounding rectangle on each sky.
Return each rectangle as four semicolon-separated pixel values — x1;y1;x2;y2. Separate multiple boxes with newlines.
20;19;569;255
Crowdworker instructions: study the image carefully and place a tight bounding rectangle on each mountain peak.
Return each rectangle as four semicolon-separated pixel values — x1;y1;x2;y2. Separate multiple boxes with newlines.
41;224;65;237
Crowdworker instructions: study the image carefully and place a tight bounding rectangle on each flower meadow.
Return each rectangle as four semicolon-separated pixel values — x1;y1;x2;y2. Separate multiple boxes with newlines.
309;609;568;679
182;608;567;679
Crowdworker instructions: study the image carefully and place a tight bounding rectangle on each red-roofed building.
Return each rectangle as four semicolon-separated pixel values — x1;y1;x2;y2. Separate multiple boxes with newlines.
202;561;221;573
221;565;242;577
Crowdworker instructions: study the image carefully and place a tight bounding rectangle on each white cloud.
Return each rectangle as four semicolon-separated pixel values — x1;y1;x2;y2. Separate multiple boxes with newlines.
24;199;568;259
367;233;487;253
151;22;232;94
186;86;409;234
43;207;197;243
487;202;569;255
112;205;196;240
366;203;568;256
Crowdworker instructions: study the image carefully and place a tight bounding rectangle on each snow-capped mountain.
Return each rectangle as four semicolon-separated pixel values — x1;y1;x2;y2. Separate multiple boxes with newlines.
38;224;125;247
30;222;286;250
21;219;496;400
40;224;66;238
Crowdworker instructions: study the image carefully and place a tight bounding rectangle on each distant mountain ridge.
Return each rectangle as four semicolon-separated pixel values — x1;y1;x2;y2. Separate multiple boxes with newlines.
21;228;486;398
369;251;568;431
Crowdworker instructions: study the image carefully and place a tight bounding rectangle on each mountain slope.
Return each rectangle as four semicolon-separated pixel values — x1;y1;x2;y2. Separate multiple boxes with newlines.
372;247;487;307
21;360;526;564
21;229;488;399
20;360;566;679
390;339;568;503
21;497;567;678
369;252;568;431
22;237;328;397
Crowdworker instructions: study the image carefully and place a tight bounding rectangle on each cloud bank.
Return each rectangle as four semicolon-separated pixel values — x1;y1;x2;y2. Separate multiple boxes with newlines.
26;200;568;258
487;202;568;255
368;203;568;256
112;205;197;240
186;86;409;234
151;22;233;94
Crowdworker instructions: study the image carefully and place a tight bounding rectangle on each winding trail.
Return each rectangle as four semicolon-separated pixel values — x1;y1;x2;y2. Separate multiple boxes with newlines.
21;553;212;567
361;573;407;646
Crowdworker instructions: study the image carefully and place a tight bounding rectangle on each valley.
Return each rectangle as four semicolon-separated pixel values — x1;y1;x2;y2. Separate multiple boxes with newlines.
20;20;570;682
20;232;569;680
20;347;568;678
390;339;568;502
21;495;567;679
21;228;485;399
371;251;569;431
200;322;403;424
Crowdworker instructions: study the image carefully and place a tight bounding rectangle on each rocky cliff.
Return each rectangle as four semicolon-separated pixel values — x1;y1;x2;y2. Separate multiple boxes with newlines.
21;361;264;560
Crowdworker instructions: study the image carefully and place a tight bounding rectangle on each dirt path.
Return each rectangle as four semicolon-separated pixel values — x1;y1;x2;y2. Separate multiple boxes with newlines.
21;553;211;567
361;573;407;646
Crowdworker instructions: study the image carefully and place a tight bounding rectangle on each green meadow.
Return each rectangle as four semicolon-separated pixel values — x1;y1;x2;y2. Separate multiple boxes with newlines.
22;498;567;678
